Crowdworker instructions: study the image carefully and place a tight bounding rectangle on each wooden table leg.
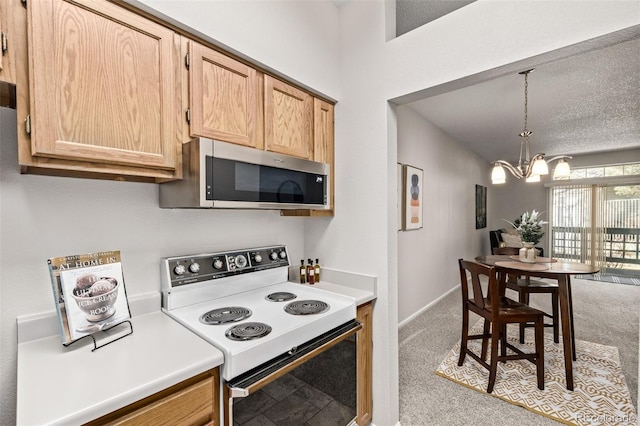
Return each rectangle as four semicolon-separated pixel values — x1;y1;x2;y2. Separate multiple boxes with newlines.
567;275;576;361
558;274;574;390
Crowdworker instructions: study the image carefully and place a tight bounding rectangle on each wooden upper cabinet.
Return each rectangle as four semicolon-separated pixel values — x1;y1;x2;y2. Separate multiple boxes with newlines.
26;0;179;172
264;75;312;159
313;98;334;165
314;98;334;212
0;0;5;79
0;0;20;86
188;41;260;148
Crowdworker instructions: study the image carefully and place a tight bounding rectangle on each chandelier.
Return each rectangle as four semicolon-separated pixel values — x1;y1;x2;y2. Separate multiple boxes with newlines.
491;69;571;184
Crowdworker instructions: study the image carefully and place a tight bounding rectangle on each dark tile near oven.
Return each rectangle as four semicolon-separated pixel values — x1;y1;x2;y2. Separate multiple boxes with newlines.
305;400;356;426
295;384;333;409
233;389;278;425
239;414;277;426
261;372;307;401
263;392;320;425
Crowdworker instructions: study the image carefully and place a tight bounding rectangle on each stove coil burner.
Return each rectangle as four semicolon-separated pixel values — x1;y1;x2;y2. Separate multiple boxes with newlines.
225;322;272;341
265;292;297;302
284;300;330;315
199;307;252;325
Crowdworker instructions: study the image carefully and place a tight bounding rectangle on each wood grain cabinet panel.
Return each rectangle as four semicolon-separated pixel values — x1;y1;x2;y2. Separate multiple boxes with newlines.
26;0;179;173
357;301;373;425
264;75;312;159
0;0;20;86
188;41;259;148
85;369;219;426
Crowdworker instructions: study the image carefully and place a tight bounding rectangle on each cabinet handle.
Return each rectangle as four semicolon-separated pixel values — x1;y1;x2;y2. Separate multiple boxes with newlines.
25;115;31;136
1;32;6;55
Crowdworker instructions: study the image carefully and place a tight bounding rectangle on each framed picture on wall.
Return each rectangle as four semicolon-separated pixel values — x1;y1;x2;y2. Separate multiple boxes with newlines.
403;164;423;230
475;184;487;229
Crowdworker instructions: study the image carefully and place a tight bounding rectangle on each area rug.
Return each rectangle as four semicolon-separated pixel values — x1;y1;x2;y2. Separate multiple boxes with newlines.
435;320;638;425
575;274;640;286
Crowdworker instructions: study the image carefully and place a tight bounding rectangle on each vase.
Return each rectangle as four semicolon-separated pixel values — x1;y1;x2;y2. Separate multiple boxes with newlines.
519;242;537;263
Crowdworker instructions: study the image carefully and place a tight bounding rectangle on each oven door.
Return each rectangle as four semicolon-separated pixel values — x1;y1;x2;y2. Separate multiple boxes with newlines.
223;320;361;426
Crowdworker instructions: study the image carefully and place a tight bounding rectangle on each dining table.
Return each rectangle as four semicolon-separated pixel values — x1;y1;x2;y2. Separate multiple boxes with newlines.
474;255;600;391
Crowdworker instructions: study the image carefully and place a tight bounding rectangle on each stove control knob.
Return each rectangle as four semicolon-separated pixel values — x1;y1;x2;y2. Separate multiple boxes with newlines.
173;264;186;275
279;250;287;259
213;259;224;270
188;262;200;273
253;254;263;263
269;252;278;261
235;255;248;268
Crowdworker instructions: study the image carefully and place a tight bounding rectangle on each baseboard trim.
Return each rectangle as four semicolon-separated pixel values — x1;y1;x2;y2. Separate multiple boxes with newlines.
398;284;460;329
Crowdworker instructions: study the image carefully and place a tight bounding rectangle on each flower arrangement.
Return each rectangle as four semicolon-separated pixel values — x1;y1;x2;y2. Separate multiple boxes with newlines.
504;210;548;244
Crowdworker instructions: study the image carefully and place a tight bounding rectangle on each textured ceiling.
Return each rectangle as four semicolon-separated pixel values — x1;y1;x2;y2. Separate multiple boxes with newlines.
395;2;640;163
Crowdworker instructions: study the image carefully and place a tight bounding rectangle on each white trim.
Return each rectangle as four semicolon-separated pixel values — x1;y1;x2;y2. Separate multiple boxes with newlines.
398;284;459;329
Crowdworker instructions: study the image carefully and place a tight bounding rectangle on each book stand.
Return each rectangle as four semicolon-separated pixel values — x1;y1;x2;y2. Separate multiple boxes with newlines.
62;320;133;352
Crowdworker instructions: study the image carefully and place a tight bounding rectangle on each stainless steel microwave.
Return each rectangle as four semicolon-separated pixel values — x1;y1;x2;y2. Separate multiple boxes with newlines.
159;139;330;210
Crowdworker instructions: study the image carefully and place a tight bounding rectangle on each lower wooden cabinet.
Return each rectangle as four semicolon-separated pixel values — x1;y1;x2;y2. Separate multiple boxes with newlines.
357;301;373;425
85;368;219;426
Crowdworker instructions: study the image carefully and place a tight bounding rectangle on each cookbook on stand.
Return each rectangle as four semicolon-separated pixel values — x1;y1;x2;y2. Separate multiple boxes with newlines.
48;250;131;345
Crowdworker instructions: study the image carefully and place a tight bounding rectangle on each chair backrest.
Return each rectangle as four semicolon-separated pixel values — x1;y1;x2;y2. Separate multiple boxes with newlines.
458;259;500;315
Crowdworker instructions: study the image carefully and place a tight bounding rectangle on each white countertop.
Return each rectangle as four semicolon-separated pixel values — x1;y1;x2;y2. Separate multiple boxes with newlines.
17;311;224;426
293;280;375;306
287;266;377;306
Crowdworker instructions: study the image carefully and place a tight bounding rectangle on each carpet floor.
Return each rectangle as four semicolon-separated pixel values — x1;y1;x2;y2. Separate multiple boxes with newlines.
436;319;637;425
399;277;639;426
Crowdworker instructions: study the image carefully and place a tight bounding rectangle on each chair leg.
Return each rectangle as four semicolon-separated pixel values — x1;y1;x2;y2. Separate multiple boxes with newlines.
535;317;545;390
519;291;529;343
551;291;559;343
458;306;469;366
487;321;500;393
500;323;507;361
480;319;490;361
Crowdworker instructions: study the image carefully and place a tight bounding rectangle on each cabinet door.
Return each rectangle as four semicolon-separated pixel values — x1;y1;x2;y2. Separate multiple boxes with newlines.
188;41;259;148
0;0;20;86
314;98;334;211
264;75;312;159
356;302;373;425
27;0;179;171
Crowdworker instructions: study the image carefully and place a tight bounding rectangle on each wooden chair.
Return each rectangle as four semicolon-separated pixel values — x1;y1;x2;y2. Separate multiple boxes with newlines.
507;277;559;344
458;259;545;393
491;247;560;344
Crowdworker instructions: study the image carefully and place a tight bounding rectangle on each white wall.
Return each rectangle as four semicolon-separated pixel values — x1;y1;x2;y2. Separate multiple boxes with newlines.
397;106;488;324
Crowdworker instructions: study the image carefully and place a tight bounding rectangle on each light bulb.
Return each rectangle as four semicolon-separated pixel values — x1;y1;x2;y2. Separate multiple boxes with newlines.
553;159;571;179
491;164;506;184
531;157;549;176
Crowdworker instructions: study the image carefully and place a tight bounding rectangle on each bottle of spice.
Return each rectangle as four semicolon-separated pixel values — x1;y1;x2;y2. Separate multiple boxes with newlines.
299;260;306;284
314;258;320;283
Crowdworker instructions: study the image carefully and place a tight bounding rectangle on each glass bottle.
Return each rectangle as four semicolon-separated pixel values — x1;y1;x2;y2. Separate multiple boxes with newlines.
314;258;320;283
299;260;306;284
307;259;315;284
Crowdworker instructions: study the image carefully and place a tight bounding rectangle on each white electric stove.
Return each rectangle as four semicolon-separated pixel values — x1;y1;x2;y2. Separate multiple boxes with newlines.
160;245;357;382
